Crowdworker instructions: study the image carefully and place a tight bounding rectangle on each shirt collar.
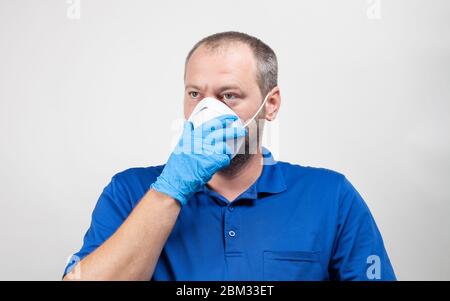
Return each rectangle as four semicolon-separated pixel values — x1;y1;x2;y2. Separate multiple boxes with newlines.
256;150;287;195
202;148;287;203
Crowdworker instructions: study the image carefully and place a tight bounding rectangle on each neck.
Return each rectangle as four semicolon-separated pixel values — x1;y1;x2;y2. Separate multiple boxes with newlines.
207;151;264;202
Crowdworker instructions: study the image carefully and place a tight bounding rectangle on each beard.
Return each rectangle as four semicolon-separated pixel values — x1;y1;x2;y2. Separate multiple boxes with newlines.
219;153;253;177
218;121;263;177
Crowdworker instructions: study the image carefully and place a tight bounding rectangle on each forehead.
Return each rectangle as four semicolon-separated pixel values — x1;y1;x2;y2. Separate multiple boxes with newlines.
185;43;258;90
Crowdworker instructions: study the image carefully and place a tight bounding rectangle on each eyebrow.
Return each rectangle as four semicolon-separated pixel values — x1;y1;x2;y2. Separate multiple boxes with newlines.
217;85;243;93
185;84;243;93
185;84;203;91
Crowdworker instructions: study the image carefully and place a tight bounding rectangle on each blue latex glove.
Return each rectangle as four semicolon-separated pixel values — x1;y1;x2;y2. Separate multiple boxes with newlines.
151;114;247;205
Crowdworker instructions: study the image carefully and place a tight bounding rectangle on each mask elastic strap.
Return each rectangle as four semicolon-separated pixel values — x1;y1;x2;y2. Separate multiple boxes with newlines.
243;93;270;127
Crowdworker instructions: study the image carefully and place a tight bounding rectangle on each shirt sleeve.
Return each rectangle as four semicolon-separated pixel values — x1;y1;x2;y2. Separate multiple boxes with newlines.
63;174;133;277
329;176;396;281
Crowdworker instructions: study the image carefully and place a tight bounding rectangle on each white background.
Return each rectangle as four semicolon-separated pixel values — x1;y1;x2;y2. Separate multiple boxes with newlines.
0;0;449;280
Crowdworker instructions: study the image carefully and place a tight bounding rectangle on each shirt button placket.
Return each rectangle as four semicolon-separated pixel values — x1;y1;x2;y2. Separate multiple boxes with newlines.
223;204;246;280
224;205;240;252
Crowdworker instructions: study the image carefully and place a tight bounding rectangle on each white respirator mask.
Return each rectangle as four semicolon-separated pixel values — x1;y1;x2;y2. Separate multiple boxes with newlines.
187;93;270;158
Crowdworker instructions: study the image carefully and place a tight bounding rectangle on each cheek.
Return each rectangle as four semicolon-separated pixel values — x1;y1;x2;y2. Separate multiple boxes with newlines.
233;101;260;123
184;99;196;119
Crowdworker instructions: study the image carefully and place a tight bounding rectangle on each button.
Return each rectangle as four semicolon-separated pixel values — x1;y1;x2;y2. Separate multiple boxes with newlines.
228;206;234;212
228;230;236;237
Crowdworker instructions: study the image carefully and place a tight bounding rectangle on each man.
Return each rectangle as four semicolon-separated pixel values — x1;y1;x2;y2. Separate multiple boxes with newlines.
63;31;396;281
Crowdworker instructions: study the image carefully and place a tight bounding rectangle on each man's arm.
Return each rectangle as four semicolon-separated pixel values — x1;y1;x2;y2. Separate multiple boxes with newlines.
64;116;246;280
64;189;180;281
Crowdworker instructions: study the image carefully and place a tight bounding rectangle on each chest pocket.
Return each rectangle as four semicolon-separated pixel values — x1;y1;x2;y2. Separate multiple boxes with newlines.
263;251;325;281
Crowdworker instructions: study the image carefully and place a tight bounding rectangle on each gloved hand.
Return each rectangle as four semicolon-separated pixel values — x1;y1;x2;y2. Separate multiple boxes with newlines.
151;114;247;205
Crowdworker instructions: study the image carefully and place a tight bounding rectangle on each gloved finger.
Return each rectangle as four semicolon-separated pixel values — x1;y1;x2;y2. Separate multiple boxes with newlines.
179;121;194;153
197;114;238;136
183;120;194;132
173;121;194;154
210;140;234;157
204;126;247;145
223;116;240;128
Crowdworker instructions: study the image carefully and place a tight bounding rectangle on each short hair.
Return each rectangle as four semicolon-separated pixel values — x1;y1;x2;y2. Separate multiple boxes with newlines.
185;31;278;97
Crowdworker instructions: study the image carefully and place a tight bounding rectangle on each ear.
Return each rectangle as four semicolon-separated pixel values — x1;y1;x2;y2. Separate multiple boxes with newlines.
264;86;281;121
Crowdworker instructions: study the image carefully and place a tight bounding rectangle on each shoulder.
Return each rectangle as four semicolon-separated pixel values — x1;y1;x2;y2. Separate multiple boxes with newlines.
112;165;165;185
277;161;346;189
99;165;166;209
276;161;361;210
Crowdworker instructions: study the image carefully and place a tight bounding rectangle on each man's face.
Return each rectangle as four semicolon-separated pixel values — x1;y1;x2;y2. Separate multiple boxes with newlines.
184;43;264;125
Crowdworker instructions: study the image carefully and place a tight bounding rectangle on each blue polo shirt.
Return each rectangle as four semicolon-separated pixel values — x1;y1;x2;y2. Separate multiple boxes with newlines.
64;151;396;280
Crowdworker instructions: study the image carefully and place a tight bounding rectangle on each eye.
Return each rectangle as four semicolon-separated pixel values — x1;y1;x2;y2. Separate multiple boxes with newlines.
188;91;200;99
222;93;237;101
